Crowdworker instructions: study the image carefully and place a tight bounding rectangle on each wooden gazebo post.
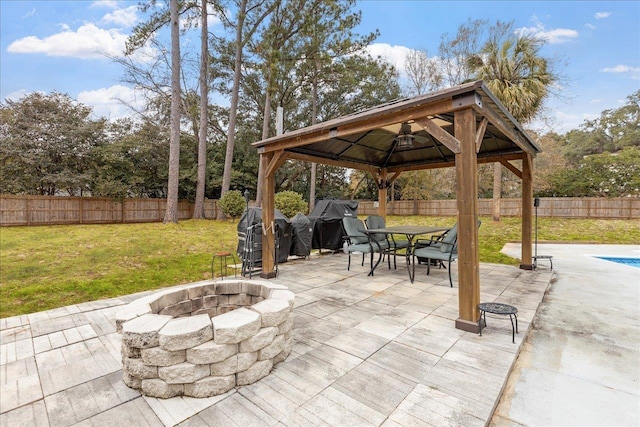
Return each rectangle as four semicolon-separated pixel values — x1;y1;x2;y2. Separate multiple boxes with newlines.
260;151;277;278
377;169;388;218
520;152;534;269
454;107;481;332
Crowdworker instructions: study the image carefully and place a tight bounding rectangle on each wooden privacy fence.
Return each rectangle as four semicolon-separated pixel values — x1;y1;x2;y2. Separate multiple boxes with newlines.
358;197;639;219
0;195;219;226
1;195;638;226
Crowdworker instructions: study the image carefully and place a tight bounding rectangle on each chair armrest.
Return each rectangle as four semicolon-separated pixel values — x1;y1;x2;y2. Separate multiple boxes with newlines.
414;238;434;246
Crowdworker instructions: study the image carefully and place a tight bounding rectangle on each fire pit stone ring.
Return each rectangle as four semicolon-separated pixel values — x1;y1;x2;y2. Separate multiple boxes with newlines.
116;279;294;398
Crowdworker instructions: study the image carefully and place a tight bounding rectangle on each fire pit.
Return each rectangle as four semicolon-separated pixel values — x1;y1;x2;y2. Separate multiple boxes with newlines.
115;279;294;398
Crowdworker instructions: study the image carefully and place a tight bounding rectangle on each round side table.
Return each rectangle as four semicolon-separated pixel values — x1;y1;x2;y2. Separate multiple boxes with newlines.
477;302;518;343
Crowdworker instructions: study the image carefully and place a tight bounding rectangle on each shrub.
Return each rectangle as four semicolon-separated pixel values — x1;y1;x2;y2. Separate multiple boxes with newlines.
275;191;308;218
219;190;246;219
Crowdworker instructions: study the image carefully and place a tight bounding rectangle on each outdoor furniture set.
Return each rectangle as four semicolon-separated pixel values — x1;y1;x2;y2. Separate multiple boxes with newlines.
342;215;473;287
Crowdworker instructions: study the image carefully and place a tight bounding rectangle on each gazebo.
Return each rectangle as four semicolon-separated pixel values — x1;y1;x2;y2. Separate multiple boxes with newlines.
252;80;540;332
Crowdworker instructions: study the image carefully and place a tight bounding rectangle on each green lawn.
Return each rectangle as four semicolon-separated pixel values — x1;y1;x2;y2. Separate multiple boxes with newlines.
1;216;638;318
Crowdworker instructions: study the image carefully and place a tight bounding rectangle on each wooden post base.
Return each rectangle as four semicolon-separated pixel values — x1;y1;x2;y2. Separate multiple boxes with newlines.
455;318;480;333
259;271;277;279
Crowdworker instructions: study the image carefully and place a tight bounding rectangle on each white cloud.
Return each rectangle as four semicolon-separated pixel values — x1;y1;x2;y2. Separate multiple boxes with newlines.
365;43;412;75
602;64;640;73
77;85;145;120
585;23;596;30
590;98;602;104
102;6;139;27
3;89;31;102
595;12;612;19
91;1;119;9
22;8;36;19
7;23;155;60
516;23;578;44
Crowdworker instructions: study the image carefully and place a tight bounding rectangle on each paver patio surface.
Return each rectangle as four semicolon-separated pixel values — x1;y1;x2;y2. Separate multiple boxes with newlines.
1;251;552;426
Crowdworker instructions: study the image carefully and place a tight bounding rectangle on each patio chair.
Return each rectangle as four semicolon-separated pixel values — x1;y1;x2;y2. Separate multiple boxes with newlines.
342;217;389;274
414;223;457;266
366;215;410;252
410;221;481;286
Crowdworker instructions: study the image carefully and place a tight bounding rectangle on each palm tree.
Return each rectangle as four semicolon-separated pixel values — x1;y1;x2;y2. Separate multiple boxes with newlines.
468;33;555;220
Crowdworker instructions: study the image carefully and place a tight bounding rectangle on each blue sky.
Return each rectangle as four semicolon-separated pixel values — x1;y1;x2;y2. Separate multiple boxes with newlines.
1;0;639;133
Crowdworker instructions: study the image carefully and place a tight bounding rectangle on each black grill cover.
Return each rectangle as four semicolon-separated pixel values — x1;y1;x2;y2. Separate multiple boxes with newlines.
237;207;292;263
289;213;312;257
307;200;358;250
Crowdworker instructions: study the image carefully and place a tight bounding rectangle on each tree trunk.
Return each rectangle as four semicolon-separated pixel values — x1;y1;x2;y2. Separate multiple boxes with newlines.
193;0;208;219
219;0;247;219
309;59;319;212
164;0;181;224
492;162;502;222
256;90;271;206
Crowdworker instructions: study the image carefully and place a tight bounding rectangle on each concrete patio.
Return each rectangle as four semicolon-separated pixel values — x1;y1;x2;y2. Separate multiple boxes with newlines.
0;248;567;426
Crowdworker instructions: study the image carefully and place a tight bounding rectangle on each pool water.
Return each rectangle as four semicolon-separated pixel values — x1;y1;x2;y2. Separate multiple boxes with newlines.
594;257;640;269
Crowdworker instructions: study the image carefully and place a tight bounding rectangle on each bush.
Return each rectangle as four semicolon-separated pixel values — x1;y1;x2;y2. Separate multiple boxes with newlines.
219;190;246;219
274;191;308;218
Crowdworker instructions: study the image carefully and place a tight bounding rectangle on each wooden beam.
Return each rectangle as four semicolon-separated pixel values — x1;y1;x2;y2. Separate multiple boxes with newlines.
475;117;488;152
385;152;523;174
265;149;288;179
387;170;402;184
286;151;374;172
475;105;536;156
414;117;461;153
378;169;388;218
387;161;455;174
499;158;523;179
520;152;534;270
257;98;454;154
453;108;481;333
260;152;277;279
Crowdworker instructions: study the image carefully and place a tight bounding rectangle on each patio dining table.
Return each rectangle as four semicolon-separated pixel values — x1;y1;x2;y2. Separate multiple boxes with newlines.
364;225;449;277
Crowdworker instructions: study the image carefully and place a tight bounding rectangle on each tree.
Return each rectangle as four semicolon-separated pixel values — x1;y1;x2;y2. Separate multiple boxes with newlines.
438;18;494;87
164;0;182;223
546;147;640;197
193;0;209;219
562;90;640;164
295;0;379;210
0;92;105;195
467;24;555;220
92;119;173;198
404;48;442;95
216;0;280;219
250;0;321;205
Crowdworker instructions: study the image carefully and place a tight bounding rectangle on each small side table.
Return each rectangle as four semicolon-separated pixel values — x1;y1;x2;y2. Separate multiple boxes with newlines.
212;251;238;280
478;302;518;343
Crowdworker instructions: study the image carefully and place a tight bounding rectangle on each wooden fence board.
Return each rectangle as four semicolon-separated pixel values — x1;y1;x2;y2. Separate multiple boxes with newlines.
358;197;639;219
1;195;637;226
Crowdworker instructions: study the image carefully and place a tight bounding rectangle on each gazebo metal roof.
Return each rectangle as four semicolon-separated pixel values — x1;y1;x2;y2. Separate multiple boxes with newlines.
254;80;540;172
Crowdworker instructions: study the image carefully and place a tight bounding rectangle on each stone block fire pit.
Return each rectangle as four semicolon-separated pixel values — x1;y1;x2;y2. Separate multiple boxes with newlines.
115;279;294;398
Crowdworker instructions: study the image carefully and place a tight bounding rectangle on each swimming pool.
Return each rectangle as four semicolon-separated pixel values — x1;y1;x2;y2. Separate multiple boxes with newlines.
594;257;640;269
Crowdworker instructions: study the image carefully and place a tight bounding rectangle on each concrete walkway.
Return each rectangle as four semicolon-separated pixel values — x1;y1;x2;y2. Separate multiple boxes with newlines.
492;243;640;426
3;243;635;426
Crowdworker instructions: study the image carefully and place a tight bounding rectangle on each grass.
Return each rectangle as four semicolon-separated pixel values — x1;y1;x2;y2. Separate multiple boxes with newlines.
1;216;638;318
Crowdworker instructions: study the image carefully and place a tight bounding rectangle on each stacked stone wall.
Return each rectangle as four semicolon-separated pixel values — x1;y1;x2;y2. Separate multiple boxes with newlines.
116;279;294;398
